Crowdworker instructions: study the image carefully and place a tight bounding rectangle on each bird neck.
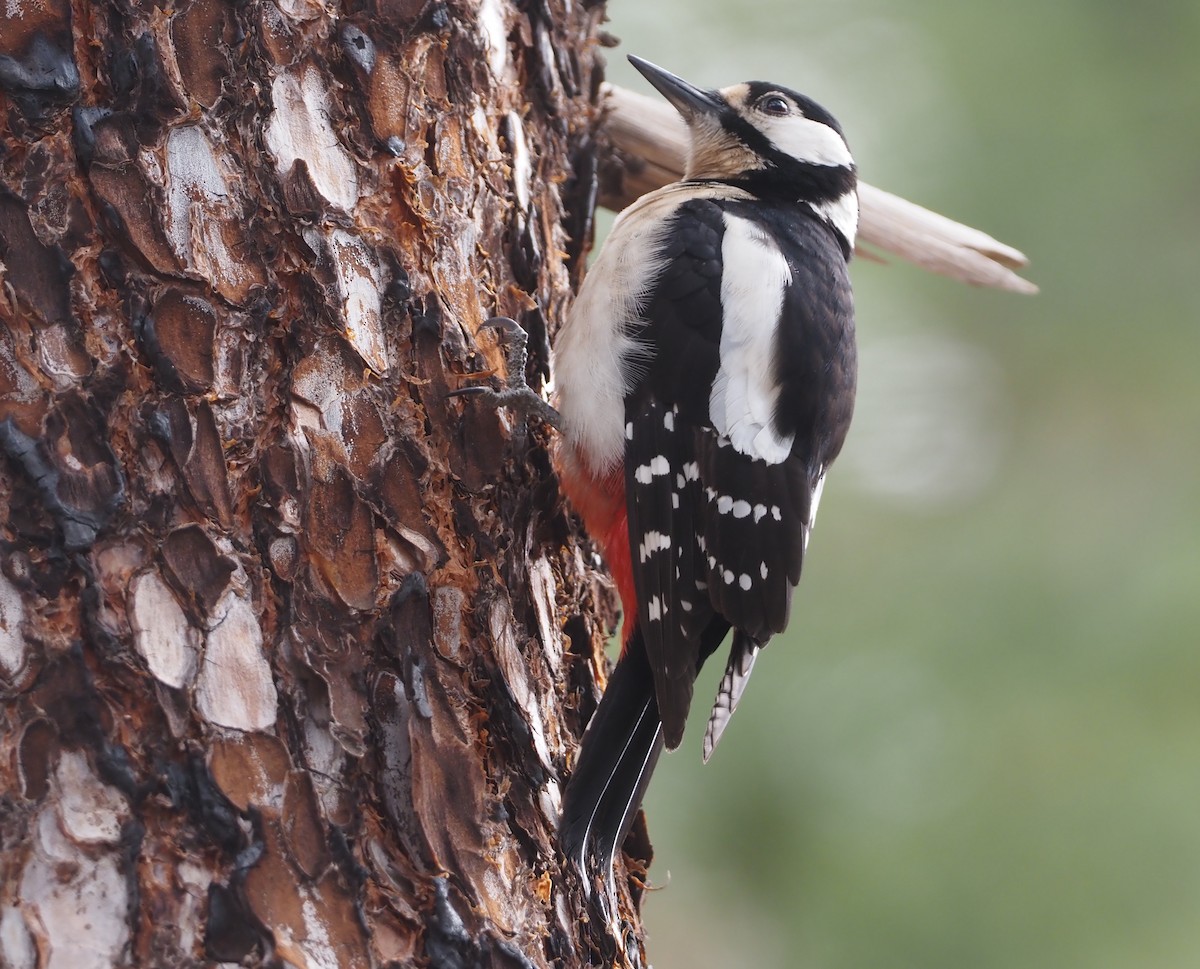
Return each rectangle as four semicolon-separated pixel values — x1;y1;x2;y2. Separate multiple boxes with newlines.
688;176;858;258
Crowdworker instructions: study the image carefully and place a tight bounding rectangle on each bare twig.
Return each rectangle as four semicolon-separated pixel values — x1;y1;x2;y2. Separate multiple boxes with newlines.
599;84;1038;295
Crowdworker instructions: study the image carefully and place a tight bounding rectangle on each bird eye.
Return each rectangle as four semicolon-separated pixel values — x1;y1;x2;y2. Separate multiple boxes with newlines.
758;94;790;116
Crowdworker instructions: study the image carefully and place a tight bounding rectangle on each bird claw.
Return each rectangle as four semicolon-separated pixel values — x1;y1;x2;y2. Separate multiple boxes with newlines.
450;317;561;429
443;384;493;400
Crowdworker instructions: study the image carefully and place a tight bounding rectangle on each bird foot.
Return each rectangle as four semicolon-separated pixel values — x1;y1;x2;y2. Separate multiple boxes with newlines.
448;317;561;429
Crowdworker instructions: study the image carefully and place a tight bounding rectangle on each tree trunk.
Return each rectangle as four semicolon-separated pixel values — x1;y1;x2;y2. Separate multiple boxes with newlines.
0;1;645;966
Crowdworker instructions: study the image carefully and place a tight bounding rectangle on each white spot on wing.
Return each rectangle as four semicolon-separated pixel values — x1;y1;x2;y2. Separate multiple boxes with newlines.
738;573;752;590
731;499;751;518
639;531;672;562
635;455;671;484
710;216;795;464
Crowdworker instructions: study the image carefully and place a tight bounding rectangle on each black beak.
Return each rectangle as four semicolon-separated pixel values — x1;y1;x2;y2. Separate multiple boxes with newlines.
628;56;724;121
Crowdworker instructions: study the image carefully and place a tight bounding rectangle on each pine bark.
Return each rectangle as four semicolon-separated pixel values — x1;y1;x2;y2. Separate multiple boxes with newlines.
0;1;648;966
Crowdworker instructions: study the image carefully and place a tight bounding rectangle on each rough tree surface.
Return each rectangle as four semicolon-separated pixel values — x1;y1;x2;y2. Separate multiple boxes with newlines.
0;0;651;966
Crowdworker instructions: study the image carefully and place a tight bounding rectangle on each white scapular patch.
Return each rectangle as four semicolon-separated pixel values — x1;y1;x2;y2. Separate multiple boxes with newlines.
710;216;795;464
811;190;859;248
760;114;854;168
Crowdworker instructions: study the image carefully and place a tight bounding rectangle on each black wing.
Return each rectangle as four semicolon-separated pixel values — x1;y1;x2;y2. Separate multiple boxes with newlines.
624;198;855;750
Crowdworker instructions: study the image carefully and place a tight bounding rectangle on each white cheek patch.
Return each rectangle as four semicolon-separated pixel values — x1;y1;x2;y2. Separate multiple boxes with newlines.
709;215;794;464
761;115;853;168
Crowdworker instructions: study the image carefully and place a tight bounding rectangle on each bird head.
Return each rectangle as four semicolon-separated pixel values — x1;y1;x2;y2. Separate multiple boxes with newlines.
628;55;858;248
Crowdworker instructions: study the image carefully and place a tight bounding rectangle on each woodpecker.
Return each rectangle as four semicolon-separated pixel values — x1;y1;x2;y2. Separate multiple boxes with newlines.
552;56;858;886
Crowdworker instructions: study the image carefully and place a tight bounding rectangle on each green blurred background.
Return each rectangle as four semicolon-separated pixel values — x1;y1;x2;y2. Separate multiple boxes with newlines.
598;2;1200;966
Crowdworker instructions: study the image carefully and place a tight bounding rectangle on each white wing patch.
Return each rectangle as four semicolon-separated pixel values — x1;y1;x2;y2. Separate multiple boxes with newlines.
709;215;794;464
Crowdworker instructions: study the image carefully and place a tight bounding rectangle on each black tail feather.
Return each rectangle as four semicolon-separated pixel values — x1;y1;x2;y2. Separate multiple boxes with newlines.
560;633;665;888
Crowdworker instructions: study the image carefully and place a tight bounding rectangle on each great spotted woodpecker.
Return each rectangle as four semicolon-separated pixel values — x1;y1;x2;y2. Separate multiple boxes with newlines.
554;57;858;887
457;55;858;891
